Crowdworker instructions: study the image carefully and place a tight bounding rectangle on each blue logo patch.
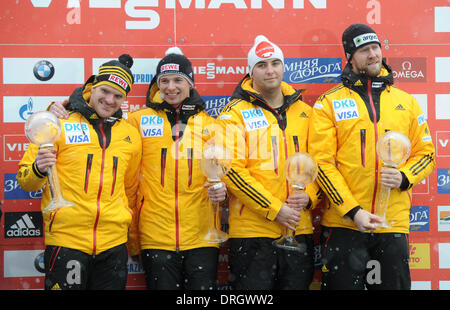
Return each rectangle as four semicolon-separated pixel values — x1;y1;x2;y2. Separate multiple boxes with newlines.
437;169;450;193
409;206;429;231
284;58;342;83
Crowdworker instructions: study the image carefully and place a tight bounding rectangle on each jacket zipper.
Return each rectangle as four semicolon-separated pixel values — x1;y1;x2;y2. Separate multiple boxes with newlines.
367;81;379;214
174;109;180;252
93;119;106;255
161;148;167;186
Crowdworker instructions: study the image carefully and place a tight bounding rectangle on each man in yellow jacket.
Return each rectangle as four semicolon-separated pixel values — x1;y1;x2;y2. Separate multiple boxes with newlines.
126;47;227;290
308;24;436;290
17;55;142;290
218;35;322;289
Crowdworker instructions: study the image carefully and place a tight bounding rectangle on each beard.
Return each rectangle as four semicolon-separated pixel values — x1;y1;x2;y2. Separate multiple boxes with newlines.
356;61;382;78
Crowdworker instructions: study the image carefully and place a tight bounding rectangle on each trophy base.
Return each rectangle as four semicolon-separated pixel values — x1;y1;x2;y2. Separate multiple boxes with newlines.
272;236;306;252
380;219;392;229
203;229;228;244
43;198;75;214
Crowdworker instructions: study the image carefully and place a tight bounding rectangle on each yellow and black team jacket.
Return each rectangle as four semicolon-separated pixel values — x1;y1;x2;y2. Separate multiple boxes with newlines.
17;81;142;255
127;79;220;254
308;61;435;234
217;75;322;239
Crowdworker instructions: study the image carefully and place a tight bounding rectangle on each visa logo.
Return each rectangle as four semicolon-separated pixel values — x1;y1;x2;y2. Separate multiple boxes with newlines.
67;134;90;144
333;99;359;121
142;128;163;137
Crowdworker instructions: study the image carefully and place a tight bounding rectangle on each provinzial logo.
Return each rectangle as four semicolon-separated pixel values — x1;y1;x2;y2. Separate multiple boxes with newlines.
284;58;342;83
33;60;55;81
255;41;275;58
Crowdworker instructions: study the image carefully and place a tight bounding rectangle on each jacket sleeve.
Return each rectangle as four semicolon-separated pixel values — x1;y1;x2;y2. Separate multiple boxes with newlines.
16;143;48;192
308;97;360;218
125;113;142;256
218;105;284;221
399;96;436;188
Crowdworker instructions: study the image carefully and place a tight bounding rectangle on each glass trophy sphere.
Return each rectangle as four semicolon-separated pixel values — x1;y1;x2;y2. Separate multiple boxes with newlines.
285;152;318;188
25;111;61;145
376;131;411;167
200;144;232;182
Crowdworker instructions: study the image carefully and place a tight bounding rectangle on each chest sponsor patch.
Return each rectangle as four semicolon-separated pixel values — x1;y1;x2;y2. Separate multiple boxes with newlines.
64;122;91;144
332;99;359;121
241;108;269;131
140;115;164;137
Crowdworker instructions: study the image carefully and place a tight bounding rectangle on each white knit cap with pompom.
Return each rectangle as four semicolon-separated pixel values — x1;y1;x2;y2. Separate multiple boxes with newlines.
247;35;284;77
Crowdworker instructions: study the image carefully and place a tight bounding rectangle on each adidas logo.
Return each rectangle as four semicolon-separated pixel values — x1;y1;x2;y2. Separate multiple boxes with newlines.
123;136;132;143
354;80;363;86
395;104;405;111
300;112;309;118
5;213;42;238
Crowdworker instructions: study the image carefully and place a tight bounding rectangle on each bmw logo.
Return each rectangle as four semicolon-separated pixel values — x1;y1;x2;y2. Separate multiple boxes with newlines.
33;60;55;81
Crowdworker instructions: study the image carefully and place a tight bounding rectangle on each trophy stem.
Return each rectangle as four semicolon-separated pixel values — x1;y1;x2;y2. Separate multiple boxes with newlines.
374;184;392;228
203;181;228;243
273;187;305;252
42;154;75;214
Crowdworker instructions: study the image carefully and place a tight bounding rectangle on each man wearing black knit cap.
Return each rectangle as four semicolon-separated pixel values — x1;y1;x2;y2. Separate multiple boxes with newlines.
308;24;436;290
17;55;142;290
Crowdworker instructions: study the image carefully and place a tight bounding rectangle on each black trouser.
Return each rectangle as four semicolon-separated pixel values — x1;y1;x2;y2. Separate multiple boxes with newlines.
44;243;128;290
320;226;411;290
228;235;315;290
141;247;219;290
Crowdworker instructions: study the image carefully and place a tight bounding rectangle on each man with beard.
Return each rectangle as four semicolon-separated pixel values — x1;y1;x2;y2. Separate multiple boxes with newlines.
308;24;435;290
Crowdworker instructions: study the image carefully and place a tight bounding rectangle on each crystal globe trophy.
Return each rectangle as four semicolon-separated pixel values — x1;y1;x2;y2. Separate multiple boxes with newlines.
199;143;232;243
25;111;75;213
375;131;411;228
273;152;317;251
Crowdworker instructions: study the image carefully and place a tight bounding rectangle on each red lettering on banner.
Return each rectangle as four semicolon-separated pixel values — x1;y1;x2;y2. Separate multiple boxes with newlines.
437;132;450;157
108;75;128;90
3;135;29;161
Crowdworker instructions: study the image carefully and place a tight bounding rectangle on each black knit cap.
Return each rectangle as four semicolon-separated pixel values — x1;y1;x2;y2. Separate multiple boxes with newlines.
93;54;134;96
155;47;194;86
342;24;381;60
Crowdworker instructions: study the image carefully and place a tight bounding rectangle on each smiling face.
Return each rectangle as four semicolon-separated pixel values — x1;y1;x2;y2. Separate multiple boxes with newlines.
90;84;125;118
157;74;191;107
251;58;284;93
350;43;382;78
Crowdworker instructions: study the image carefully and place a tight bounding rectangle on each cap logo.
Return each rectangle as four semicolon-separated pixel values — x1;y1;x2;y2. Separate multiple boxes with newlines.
353;33;379;48
108;74;128;90
161;63;180;72
255;41;275;58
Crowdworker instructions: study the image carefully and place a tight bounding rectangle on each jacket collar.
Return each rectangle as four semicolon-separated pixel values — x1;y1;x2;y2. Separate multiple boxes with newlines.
231;74;305;113
341;59;394;92
145;76;205;116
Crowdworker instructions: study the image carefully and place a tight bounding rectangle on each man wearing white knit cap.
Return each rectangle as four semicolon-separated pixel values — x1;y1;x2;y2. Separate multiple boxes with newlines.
218;35;322;289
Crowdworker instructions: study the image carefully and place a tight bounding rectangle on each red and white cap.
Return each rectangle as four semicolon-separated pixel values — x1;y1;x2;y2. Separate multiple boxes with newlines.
247;35;284;76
